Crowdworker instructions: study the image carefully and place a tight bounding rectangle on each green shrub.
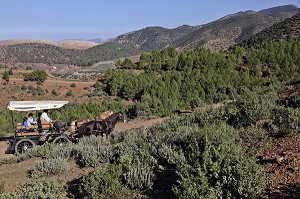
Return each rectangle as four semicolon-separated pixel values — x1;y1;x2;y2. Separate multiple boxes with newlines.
235;92;277;126
65;89;73;97
124;162;155;189
51;89;59;96
31;157;70;178
271;106;300;134
70;83;76;88
44;145;74;160
0;156;20;166
190;97;206;109
18;143;58;160
157;143;186;166
23;70;47;83
73;135;114;167
239;125;268;155
18;178;66;199
80;164;135;199
172;124;269;198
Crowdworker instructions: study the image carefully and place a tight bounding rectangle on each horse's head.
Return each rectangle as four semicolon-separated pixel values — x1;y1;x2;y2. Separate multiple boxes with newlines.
118;112;126;123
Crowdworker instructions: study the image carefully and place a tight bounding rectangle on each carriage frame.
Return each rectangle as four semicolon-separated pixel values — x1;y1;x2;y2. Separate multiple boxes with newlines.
5;100;71;155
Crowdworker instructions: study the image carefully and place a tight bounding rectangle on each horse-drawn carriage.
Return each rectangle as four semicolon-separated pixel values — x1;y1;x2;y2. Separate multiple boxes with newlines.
5;100;126;155
5;100;71;155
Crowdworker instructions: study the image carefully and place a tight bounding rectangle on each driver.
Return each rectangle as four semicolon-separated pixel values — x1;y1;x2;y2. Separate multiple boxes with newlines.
41;109;65;133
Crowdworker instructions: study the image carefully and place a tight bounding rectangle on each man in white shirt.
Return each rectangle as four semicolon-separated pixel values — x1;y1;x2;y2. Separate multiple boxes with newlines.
41;110;52;123
41;109;65;132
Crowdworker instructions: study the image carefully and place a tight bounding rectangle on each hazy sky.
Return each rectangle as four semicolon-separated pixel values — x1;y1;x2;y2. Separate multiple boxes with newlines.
0;0;299;41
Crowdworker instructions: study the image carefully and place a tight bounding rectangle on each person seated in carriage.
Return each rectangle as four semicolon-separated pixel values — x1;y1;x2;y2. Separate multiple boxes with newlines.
40;109;65;133
27;113;37;125
21;117;36;132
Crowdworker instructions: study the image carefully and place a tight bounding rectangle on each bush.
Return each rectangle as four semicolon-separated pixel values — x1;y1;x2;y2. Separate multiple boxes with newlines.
18;178;66;199
271;106;300;134
18;143;58;160
157;143;186;166
172;123;269;198
80;164;135;199
235;92;277;126
51;89;59;96
190;97;206;109
124;162;155;189
65;89;73;97
0;156;20;166
31;157;70;178
23;70;47;82
70;83;76;88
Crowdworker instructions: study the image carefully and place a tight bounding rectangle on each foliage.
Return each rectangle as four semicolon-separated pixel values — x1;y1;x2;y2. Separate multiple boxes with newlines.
271;106;300;134
18;178;66;199
23;70;47;83
104;39;300;117
80;164;135;199
65;89;73;97
0;42;141;66
124;163;155;189
30;157;70;178
234;92;277;126
70;83;76;88
0;156;20;166
18;143;58;160
172;124;269;199
2;71;9;82
51;89;59;96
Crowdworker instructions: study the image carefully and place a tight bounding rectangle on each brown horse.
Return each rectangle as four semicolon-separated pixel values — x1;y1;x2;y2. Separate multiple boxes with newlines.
70;110;113;131
72;112;125;139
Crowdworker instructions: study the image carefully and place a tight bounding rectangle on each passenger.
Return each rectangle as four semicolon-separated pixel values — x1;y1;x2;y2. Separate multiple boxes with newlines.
21;117;29;132
40;109;65;132
27;113;37;125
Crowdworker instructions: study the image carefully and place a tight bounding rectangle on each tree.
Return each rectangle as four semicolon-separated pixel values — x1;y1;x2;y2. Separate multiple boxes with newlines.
23;70;47;83
70;83;77;88
2;70;9;83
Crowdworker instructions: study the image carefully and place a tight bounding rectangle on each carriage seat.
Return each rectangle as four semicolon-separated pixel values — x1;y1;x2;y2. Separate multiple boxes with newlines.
38;117;53;130
16;123;38;131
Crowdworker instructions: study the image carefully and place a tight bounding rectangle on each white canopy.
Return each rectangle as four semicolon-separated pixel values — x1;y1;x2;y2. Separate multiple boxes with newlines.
7;100;69;111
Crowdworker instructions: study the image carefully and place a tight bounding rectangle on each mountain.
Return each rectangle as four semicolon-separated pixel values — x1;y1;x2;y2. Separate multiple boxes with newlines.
258;4;300;21
111;24;201;51
240;13;300;47
173;5;299;51
0;39;99;50
0;5;299;66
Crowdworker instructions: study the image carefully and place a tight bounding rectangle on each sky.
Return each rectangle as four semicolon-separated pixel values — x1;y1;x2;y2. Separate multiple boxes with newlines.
0;0;299;41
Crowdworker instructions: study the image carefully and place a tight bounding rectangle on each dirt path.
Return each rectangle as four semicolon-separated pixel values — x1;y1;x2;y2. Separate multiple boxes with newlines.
260;133;300;198
0;157;41;193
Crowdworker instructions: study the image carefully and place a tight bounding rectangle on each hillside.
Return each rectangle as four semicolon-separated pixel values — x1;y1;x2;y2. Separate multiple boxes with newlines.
0;5;298;66
173;5;299;51
0;39;98;50
240;13;300;47
0;42;141;66
111;25;201;51
110;5;299;52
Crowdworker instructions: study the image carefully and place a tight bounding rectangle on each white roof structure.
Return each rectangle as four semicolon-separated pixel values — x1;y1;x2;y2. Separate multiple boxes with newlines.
7;101;69;111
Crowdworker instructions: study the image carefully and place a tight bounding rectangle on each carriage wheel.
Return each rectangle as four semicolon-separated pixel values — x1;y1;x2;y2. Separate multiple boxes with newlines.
53;136;70;146
14;139;35;155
